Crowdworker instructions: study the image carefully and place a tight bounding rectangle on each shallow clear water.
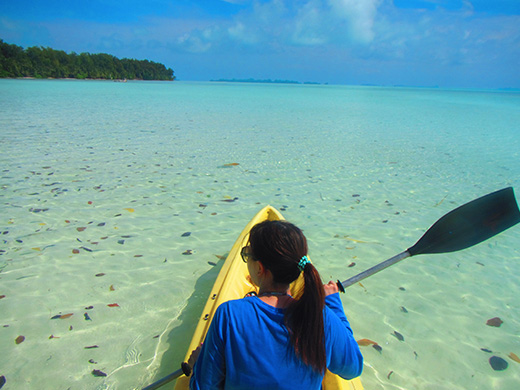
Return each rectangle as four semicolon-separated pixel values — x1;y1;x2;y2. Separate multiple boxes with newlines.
1;79;519;389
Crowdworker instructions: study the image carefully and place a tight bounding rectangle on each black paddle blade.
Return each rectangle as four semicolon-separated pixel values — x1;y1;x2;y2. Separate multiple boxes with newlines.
408;187;520;256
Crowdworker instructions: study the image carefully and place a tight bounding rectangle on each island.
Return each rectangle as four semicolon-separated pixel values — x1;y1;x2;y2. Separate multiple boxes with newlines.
0;39;175;81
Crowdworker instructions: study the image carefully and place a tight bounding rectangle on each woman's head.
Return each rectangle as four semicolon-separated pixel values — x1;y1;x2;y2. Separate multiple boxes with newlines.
248;219;327;373
248;220;308;285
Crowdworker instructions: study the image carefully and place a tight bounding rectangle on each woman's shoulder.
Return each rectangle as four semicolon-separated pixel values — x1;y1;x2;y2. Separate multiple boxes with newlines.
217;296;257;312
218;296;285;316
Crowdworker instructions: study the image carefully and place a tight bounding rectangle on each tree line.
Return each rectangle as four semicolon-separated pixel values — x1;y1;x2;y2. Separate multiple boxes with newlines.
0;39;175;81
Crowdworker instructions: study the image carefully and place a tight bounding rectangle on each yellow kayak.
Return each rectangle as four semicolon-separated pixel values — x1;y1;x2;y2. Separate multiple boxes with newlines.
174;205;363;390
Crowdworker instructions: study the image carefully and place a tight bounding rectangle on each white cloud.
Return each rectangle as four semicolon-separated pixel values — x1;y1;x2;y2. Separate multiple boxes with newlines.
177;27;221;53
328;0;382;43
291;1;328;45
160;0;384;54
222;0;384;48
228;22;259;44
367;3;520;74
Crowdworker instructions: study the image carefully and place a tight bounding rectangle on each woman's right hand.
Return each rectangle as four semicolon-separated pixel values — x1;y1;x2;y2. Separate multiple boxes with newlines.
323;280;339;296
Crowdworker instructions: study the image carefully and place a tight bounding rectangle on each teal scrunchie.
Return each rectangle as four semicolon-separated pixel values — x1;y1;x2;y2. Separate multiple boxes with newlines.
297;255;310;272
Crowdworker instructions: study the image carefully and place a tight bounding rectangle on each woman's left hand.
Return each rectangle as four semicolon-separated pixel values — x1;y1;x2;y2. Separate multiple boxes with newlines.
323;280;339;296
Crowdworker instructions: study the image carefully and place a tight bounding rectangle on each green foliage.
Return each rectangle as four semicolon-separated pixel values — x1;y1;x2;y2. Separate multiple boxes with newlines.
0;39;175;81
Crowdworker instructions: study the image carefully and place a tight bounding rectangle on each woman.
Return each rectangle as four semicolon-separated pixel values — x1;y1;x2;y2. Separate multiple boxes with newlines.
189;220;363;389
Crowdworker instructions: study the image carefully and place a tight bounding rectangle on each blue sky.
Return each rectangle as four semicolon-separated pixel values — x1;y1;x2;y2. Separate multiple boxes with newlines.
1;0;519;87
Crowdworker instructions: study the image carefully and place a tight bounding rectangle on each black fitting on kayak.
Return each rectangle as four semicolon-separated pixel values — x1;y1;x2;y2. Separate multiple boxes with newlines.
181;362;192;377
336;280;345;293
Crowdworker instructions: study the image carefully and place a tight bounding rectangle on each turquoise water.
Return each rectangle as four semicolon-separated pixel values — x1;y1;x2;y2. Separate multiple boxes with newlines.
1;79;519;389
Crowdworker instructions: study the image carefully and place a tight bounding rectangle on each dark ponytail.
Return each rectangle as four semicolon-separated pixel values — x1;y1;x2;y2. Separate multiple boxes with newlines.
249;220;326;373
286;263;326;373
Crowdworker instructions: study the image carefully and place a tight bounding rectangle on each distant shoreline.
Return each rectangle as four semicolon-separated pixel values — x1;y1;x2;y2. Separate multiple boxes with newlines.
4;77;172;82
211;78;323;85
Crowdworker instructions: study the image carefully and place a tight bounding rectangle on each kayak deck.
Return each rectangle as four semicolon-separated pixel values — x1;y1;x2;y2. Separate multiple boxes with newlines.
174;206;363;390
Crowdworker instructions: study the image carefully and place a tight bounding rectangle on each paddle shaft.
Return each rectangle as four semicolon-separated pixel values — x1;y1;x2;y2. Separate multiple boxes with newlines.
338;250;411;290
142;361;192;390
141;368;183;390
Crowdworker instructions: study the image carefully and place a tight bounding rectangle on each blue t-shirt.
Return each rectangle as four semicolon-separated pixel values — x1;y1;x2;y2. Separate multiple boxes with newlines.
190;293;363;390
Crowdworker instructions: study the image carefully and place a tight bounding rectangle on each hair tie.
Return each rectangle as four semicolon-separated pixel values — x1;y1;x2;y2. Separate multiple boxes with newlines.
297;255;310;272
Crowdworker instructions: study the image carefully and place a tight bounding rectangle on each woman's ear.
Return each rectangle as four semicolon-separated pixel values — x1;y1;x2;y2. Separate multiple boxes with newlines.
257;261;268;276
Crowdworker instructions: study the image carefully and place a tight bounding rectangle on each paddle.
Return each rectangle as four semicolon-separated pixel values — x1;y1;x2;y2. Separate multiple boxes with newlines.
336;187;520;292
141;363;191;390
143;188;520;389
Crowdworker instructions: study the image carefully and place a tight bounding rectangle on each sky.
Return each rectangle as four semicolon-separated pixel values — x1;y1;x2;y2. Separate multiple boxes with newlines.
1;0;519;88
